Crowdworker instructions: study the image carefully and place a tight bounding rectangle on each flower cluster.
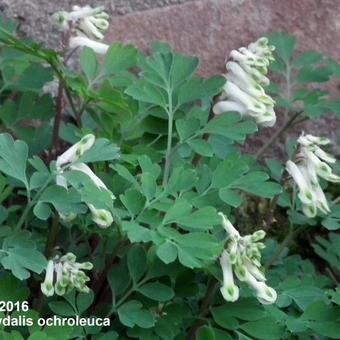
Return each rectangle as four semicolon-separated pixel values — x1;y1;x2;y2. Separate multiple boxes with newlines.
219;213;277;304
286;133;340;218
41;253;93;297
56;134;114;228
53;5;110;54
213;37;276;127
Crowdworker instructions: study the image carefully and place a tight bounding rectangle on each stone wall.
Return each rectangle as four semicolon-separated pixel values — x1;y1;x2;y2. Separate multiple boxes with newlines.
0;0;196;47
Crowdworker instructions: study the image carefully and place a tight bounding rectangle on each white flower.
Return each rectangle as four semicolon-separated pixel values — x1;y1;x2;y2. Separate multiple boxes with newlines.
41;253;93;297
55;135;115;228
213;37;276;127
286;161;316;205
218;212;240;238
53;5;110;54
69;36;109;55
41;260;55;297
218;213;276;304
56;134;95;168
286;133;339;217
88;204;113;228
219;250;239;302
245;273;277;305
69;163;115;199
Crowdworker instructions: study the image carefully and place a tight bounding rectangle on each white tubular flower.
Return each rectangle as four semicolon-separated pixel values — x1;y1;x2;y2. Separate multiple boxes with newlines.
245;273;277;305
53;5;110;54
88;204;113;228
41;260;55;297
70;163;115;199
213;100;246;116
213;37;276;127
54;134;115;228
56;134;95;168
40;253;93;297
286;161;315;205
218;212;240;238
286;133;340;217
218;213;276;304
219;250;239;302
69;36;109;55
42;78;59;98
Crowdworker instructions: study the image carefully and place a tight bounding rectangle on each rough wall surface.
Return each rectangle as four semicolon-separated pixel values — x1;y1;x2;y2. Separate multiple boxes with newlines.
0;0;196;47
105;0;340;153
106;0;340;76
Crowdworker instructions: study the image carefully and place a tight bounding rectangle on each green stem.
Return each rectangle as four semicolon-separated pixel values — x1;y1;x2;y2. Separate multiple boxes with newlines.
15;176;53;231
187;279;219;340
255;110;302;160
162;88;174;186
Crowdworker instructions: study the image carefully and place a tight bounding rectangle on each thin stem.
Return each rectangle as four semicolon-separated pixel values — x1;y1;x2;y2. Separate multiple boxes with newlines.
255;110;302;160
265;224;294;269
265;224;305;269
162;88;174;186
45;213;60;258
187;279;219;340
51;81;64;152
255;59;303;161
15;176;53;231
332;195;340;205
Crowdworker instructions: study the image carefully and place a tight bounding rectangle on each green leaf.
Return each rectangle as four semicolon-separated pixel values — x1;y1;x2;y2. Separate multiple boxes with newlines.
219;188;242;208
77;138;120;163
127;245;147;283
292;51;323;68
269;32;296;63
38;185;84;216
48;301;76;317
118;300;155;328
176;75;225;106
170;53;199;86
175;118;200;141
212;154;249;189
321;206;340;230
0;133;28;188
203;112;257;142
281;286;325;310
231;171;282;198
1;239;47;280
0;273;29;301
187;139;213;157
196;326;215;340
77;290;94;314
156;241;178;264
175;206;219;230
297;66;332;83
7;63;53;91
104;43;138;74
309;321;340;339
240;317;285;340
137;282;174;302
108;260;130;297
125;80;167;108
122;221;152;243
140;172;157;201
163;200;192;224
80;47;98;81
120;189;145;215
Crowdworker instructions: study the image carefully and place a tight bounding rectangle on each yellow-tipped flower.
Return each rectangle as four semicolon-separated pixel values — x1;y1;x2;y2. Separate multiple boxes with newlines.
218;213;277;305
213;37;276;127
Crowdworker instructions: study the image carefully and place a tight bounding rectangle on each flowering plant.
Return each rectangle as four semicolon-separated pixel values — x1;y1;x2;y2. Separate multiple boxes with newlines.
0;6;339;339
